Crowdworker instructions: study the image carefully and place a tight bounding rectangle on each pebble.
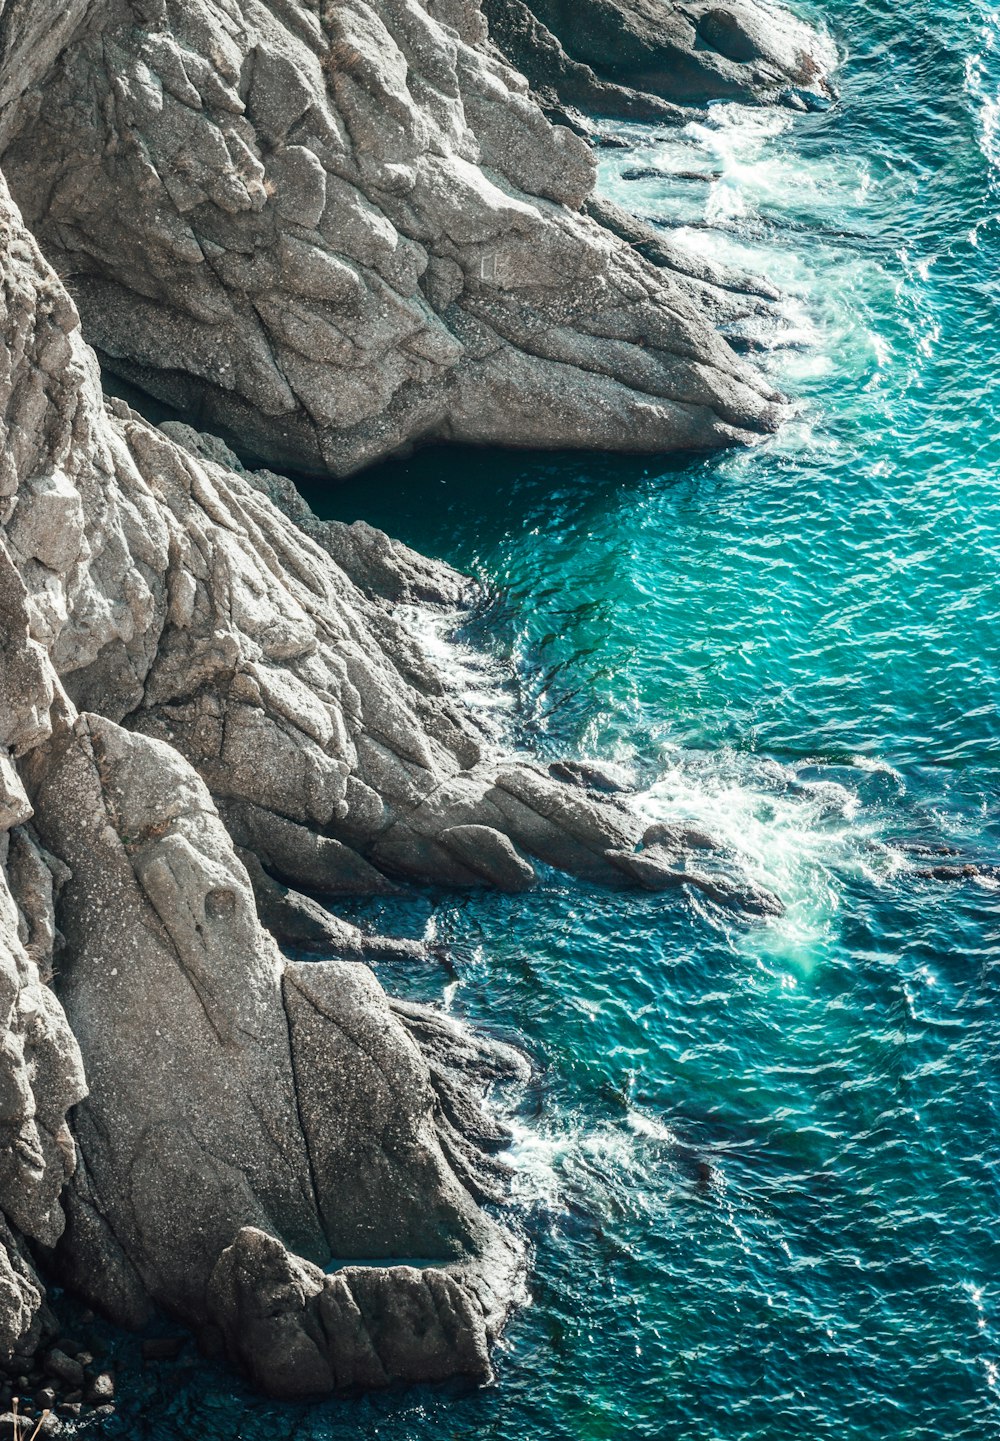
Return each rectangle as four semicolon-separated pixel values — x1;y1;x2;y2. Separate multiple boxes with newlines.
44;1351;83;1389
86;1374;114;1405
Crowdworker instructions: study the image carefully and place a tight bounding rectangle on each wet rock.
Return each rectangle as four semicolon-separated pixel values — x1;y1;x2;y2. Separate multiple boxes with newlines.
85;1374;113;1405
916;863;983;881
684;870;785;917
548;759;635;793
439;825;537;891
641;822;720;855
609;841;784;917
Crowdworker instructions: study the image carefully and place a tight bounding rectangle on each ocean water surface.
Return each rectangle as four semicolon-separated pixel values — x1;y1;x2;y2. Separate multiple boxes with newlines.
111;2;1000;1437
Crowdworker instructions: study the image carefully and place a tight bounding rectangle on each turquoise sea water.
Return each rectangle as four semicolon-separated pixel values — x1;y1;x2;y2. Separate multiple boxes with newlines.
113;3;1000;1437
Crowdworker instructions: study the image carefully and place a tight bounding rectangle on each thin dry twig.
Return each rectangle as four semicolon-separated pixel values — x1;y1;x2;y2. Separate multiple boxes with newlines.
25;1408;51;1441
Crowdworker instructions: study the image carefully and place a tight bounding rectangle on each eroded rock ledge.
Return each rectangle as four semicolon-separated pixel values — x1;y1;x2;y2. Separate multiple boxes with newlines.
0;0;819;1404
0;0;809;478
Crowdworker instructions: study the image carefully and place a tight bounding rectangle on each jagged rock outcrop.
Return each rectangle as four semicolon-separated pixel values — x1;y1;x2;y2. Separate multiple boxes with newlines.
0;0;786;479
483;0;837;120
0;172;542;1389
0;158;782;1393
0;0;809;1401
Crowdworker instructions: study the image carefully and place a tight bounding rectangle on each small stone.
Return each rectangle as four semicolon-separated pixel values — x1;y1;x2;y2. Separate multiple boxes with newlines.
58;1401;81;1418
63;1390;83;1405
73;1353;92;1369
86;1374;114;1405
35;1388;56;1410
917;863;980;881
44;1350;84;1389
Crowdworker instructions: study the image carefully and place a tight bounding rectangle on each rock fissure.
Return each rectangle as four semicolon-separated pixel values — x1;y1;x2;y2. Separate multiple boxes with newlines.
278;974;326;1236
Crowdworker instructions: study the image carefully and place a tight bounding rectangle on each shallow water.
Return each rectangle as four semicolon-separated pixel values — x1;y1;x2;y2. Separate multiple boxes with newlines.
111;3;1000;1437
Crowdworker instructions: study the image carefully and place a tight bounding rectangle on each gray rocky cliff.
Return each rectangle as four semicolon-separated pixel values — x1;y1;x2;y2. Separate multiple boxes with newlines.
0;0;790;478
0;0;806;1402
482;0;837;120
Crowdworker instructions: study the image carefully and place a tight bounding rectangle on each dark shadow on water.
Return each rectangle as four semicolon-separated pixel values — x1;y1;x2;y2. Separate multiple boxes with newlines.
297;440;714;572
101;358;733;576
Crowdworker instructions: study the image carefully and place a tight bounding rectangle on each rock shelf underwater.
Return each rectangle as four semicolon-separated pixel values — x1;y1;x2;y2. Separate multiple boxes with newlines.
1;0;1000;1439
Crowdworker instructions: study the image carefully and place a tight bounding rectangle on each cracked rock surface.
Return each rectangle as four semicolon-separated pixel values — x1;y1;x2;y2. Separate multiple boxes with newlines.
0;0;798;1399
0;0;786;478
0;167;781;1391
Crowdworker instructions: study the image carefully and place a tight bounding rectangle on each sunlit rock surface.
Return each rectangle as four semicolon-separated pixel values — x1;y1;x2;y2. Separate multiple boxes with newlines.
2;0;784;477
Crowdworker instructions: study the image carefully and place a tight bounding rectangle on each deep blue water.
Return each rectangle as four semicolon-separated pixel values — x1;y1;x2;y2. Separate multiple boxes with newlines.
109;3;1000;1437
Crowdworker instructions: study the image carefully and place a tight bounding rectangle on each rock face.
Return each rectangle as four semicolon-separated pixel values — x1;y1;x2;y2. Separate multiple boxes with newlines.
0;0;803;1401
483;0;838;119
0;0;786;478
0;164;781;1391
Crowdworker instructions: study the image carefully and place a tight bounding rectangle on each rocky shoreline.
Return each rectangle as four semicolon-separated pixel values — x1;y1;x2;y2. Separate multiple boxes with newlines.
0;0;834;1410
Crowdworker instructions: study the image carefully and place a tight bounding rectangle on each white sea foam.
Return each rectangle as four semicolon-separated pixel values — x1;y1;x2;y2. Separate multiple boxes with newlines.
505;1119;573;1208
625;1109;680;1144
600;92;896;409
396;601;518;746
505;1108;687;1214
631;747;899;969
